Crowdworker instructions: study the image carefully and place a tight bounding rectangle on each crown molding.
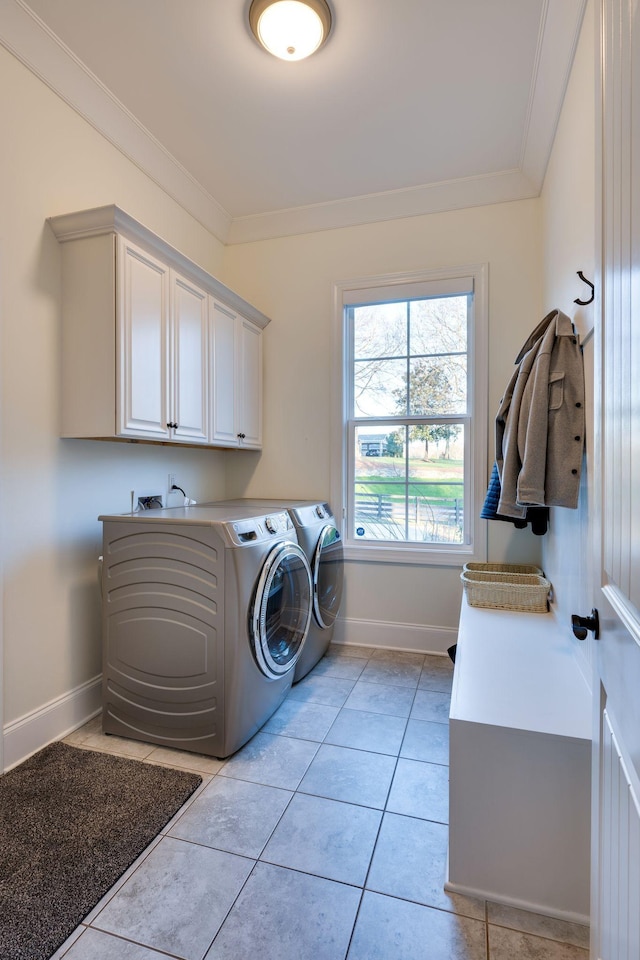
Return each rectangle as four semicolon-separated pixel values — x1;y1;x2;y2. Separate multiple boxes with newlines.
0;0;232;244
519;0;588;186
1;0;586;246
226;0;587;245
226;168;539;244
48;204;271;328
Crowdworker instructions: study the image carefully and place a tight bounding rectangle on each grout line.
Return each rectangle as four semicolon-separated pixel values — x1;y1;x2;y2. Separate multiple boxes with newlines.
198;858;259;959
67;926;182;959
485;917;591;950
343;887;367;960
82;832;166;925
485;898;491;958
59;649;581;959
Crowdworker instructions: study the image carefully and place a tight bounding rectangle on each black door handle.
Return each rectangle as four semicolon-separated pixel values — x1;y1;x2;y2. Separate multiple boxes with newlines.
571;608;599;640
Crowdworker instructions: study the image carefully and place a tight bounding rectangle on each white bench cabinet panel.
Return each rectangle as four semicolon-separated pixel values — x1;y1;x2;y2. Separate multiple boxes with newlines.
447;598;592;922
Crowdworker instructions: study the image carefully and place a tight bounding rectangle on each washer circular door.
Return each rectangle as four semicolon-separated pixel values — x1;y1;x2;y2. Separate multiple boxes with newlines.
312;524;344;629
251;541;313;677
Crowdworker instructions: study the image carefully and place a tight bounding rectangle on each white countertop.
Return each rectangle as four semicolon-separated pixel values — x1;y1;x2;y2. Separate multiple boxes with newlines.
449;596;592;741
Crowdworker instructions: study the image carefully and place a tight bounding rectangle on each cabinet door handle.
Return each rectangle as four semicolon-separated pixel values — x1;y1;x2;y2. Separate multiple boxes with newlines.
167;421;178;429
237;432;246;439
571;609;600;640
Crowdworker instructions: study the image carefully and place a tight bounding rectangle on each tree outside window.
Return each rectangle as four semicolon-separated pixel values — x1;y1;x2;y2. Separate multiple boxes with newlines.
348;293;468;545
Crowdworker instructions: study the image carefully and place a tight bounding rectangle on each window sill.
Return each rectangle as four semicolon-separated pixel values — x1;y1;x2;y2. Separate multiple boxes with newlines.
343;541;482;567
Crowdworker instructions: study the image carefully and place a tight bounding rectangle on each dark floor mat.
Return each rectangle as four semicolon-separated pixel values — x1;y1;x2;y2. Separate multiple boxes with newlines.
0;740;202;960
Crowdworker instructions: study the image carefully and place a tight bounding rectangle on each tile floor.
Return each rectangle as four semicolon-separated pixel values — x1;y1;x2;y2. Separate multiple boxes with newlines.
55;645;590;960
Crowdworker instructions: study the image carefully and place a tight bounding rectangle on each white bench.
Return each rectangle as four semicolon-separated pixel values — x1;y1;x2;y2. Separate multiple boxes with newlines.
446;596;592;923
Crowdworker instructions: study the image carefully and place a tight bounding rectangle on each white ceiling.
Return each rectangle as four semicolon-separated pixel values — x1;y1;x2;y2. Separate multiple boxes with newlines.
2;0;586;243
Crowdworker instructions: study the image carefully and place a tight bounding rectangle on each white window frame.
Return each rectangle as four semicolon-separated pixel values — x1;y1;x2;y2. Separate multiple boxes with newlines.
331;264;488;566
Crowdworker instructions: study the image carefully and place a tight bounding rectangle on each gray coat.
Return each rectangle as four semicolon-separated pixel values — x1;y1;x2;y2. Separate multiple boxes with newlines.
495;309;585;519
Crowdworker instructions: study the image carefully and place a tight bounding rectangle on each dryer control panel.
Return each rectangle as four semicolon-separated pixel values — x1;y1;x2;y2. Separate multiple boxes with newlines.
228;511;294;546
290;502;332;526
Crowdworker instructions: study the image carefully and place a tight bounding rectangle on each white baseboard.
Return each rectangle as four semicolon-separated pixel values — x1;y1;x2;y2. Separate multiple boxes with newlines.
1;619;458;769
443;877;590;928
332;617;458;656
3;675;102;771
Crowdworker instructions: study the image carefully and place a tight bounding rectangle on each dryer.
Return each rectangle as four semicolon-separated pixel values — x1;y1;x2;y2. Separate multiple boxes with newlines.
210;499;344;681
290;502;344;681
98;504;313;758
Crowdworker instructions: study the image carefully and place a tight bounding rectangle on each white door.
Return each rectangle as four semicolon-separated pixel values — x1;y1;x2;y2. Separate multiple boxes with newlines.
117;237;171;439
592;2;640;956
171;271;209;444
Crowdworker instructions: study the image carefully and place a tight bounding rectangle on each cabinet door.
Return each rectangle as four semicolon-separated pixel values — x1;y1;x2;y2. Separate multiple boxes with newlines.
171;272;209;444
209;301;264;449
238;316;263;448
210;300;240;446
117;237;170;439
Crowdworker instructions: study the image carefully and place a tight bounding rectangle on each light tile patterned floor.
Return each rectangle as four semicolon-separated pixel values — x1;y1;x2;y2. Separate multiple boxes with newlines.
54;645;590;960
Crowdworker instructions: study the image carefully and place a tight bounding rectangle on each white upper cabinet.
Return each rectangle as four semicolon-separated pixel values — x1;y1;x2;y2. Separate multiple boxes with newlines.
117;238;171;440
49;205;270;449
210;300;239;446
170;269;209;444
210;300;263;448
239;315;263;448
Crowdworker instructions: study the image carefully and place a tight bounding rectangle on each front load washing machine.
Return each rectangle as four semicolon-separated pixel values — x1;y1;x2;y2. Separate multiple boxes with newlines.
98;504;313;758
210;499;344;681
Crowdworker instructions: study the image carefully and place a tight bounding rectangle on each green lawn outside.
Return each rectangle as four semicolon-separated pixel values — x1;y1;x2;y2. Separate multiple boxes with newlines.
355;457;464;505
355;480;462;500
354;458;464;539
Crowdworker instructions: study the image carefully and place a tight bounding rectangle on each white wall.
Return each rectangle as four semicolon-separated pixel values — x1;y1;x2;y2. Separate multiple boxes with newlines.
540;0;596;680
0;4;596;767
222;200;546;650
0;47;231;765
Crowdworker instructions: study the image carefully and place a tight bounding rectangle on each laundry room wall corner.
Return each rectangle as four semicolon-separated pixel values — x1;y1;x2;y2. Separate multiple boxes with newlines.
222;199;544;648
540;0;596;682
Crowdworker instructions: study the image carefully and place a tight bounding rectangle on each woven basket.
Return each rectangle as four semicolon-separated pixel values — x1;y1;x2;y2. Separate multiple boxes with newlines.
460;569;551;613
463;561;544;577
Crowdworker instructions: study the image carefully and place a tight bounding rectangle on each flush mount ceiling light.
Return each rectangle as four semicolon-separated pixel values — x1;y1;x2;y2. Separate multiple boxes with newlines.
249;0;332;61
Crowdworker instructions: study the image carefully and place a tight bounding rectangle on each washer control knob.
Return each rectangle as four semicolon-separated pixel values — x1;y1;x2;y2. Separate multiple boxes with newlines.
265;516;277;534
316;505;325;518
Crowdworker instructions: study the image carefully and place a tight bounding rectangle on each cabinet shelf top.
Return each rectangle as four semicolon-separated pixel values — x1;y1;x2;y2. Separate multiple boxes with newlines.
48;204;271;330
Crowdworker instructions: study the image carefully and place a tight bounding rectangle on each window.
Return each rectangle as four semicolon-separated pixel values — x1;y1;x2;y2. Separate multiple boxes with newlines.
334;266;487;565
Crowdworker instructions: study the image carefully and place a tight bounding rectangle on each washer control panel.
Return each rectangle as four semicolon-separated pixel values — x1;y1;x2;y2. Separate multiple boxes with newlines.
230;512;294;545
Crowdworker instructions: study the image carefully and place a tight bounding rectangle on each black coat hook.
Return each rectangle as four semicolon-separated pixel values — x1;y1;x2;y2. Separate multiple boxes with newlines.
574;270;594;306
